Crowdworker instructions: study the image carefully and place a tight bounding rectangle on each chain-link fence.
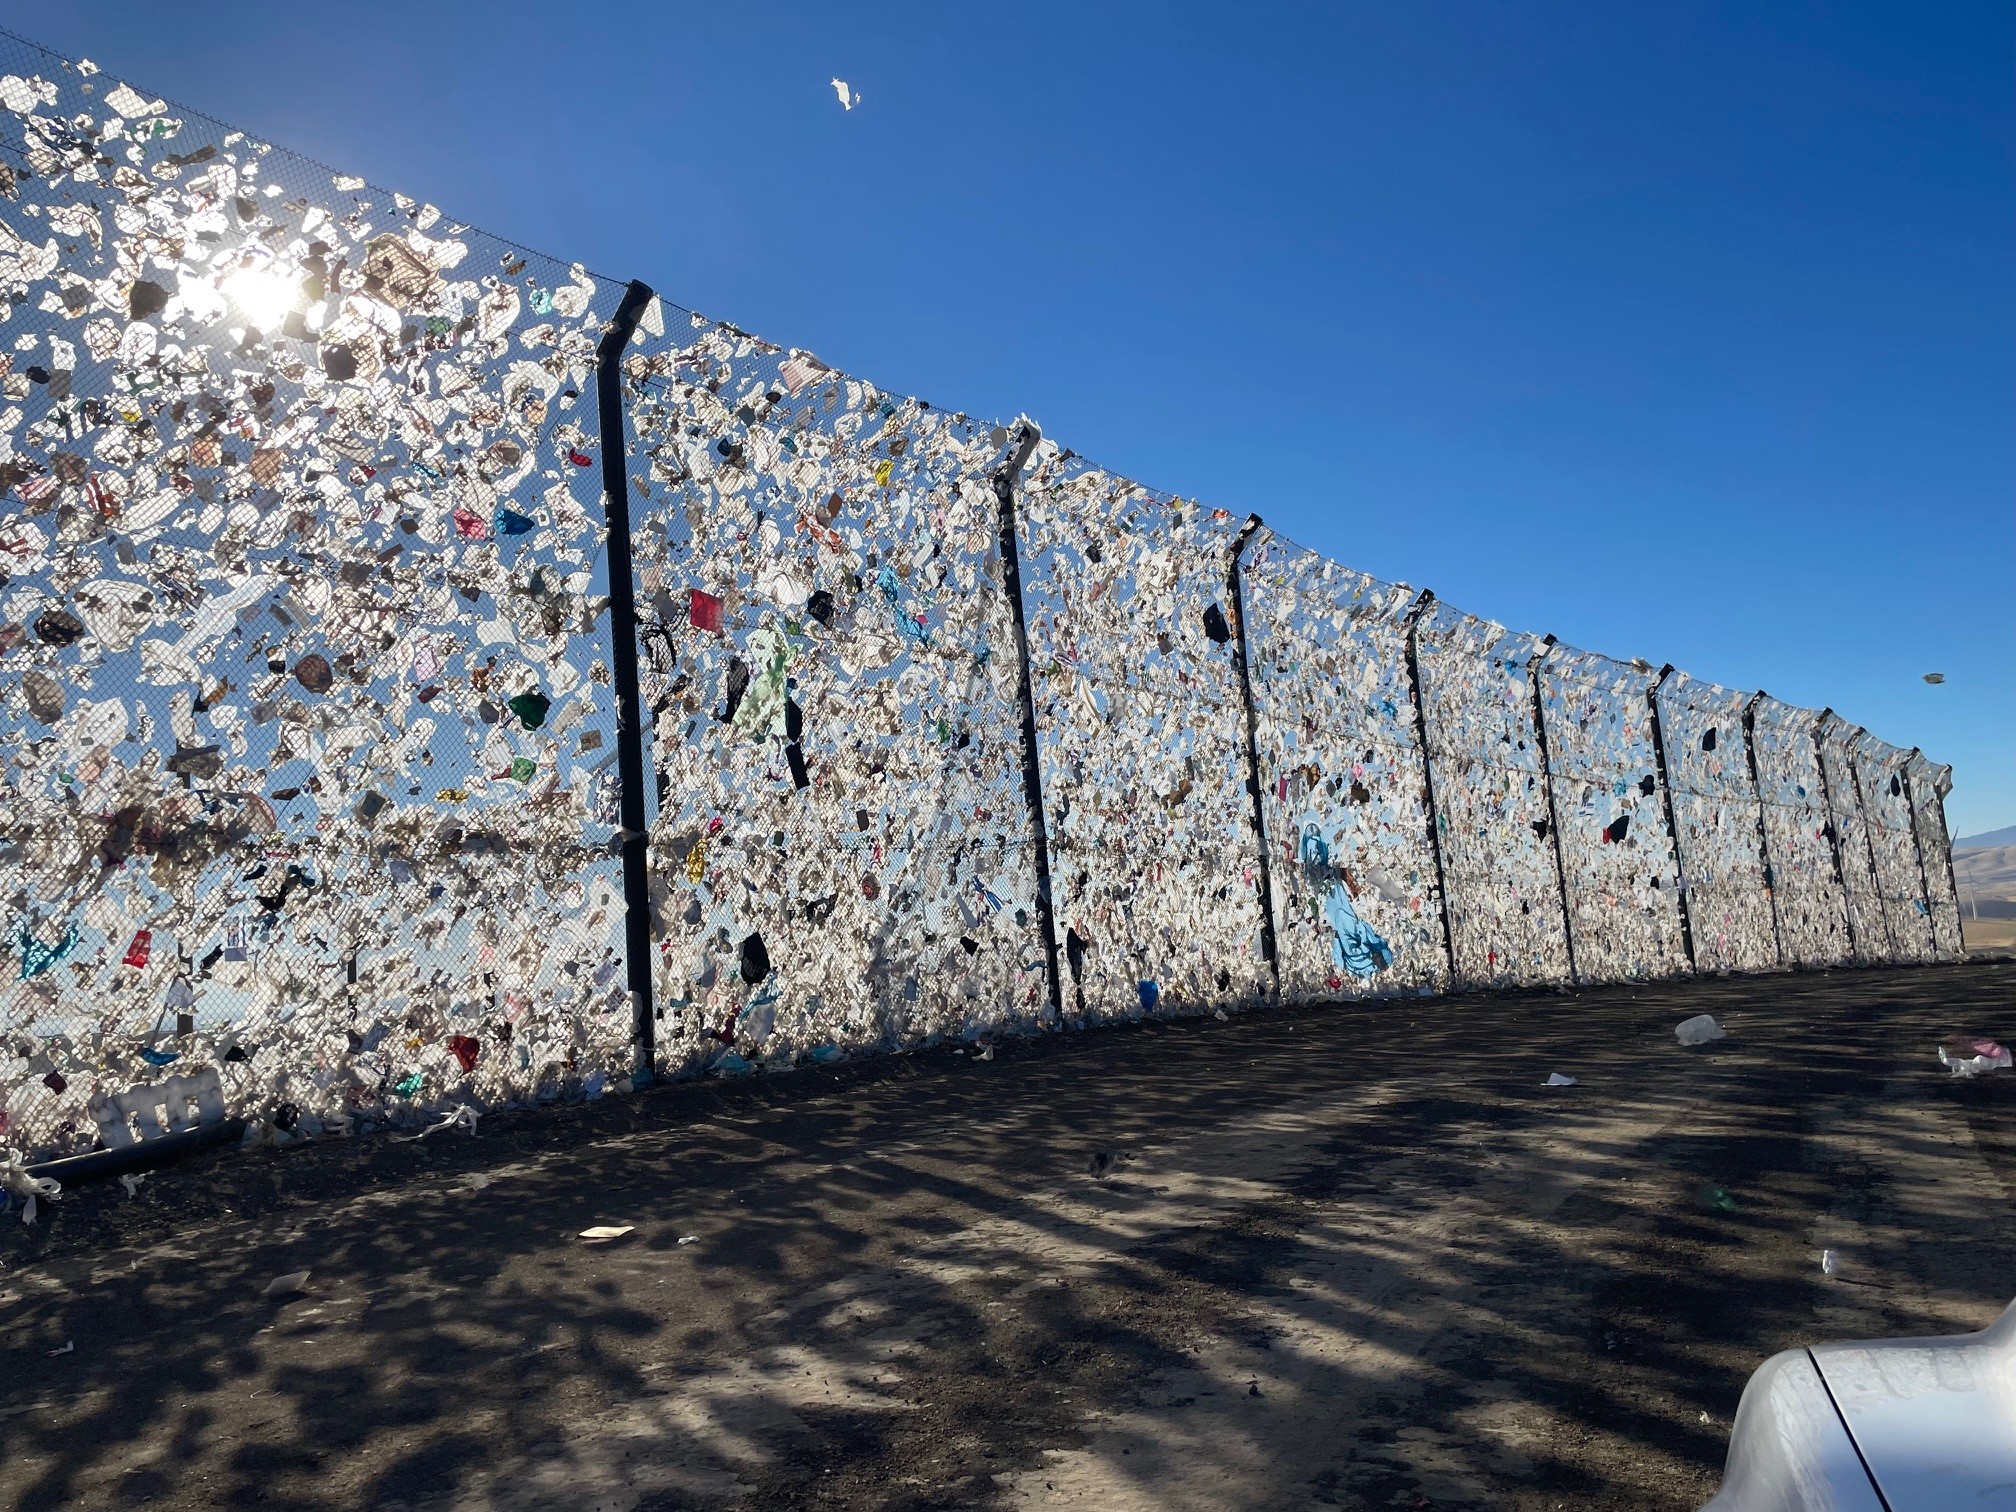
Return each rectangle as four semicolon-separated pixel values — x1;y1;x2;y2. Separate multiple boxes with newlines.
1655;673;1779;974
1238;533;1446;1002
1750;696;1856;965
619;311;1050;1072
1907;752;1964;959
1536;645;1690;983
1411;605;1576;988
0;31;1967;1165
1014;446;1271;1023
0;32;639;1161
1851;728;1938;964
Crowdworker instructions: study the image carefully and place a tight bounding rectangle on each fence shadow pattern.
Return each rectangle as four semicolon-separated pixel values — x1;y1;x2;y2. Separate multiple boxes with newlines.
0;34;1963;1161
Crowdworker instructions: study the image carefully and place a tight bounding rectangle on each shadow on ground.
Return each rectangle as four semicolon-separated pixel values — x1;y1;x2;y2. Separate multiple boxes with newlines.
3;963;2014;1511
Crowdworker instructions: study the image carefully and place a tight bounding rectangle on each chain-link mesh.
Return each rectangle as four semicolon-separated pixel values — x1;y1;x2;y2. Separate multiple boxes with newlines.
1411;604;1572;987
1849;730;1936;963
1651;672;1779;973
1014;444;1270;1023
1815;715;1894;961
1238;529;1445;1000
1749;696;1853;966
1905;752;1963;959
619;312;1051;1070
0;34;633;1156
0;28;1970;1164
1534;645;1689;980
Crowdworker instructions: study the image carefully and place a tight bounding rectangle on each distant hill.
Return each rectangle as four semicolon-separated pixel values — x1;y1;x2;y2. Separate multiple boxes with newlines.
1957;825;2016;850
1955;845;2016;905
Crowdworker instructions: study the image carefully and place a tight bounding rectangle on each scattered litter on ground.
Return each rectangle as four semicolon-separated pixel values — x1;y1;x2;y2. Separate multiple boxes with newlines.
1676;1014;1727;1046
0;1153;60;1225
117;1173;147;1199
579;1226;635;1244
465;1173;496;1191
262;1270;311;1297
677;1235;698;1245
1936;1037;2010;1077
394;1105;481;1142
1821;1249;1840;1276
1545;1072;1578;1086
1702;1185;1737;1212
46;1342;73;1357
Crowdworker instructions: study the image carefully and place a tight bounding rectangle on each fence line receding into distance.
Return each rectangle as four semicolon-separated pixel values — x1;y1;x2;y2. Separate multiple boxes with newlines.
0;33;1963;1164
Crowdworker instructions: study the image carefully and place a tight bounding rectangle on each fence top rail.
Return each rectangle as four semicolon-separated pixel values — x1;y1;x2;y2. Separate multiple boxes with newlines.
1413;599;1549;663
1537;640;1658;695
1904;750;1954;797
1240;526;1418;628
1850;727;1916;769
1657;669;1756;718
1752;693;1827;734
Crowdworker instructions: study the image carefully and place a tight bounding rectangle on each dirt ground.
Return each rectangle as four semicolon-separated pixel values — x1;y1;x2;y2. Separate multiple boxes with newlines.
3;961;2014;1512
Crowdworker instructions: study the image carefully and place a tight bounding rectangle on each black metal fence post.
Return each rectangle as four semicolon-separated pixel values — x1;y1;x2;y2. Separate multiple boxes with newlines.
1227;515;1281;1003
1900;749;1934;957
1527;637;1580;985
595;280;659;1085
990;422;1067;1026
1645;666;1698;972
1740;692;1787;966
1841;719;1897;961
1924;762;1965;953
1810;709;1859;960
1401;593;1458;986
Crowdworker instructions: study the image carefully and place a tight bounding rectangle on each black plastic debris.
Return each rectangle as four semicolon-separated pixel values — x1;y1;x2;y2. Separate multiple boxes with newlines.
128;279;169;320
739;932;771;985
33;608;85;646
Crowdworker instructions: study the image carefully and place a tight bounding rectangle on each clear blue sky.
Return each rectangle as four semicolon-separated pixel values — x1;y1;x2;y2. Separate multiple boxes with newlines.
22;1;2014;834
